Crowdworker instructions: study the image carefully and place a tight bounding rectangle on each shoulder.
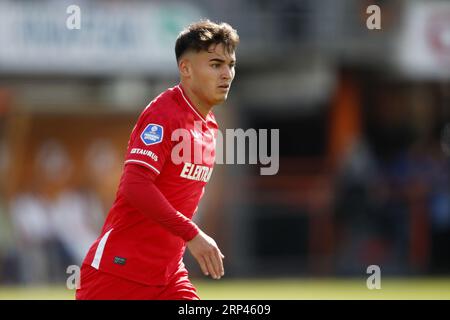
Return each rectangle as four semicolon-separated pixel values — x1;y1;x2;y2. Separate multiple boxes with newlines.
143;87;177;116
139;87;185;129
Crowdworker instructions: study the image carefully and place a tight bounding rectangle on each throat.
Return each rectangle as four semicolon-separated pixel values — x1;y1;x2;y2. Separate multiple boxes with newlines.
180;84;213;118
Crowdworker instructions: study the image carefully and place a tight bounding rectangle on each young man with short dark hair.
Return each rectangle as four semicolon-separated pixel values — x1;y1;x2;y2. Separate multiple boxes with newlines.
76;20;239;300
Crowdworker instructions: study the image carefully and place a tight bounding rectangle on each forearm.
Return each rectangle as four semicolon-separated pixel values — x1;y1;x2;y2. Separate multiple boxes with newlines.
122;164;199;241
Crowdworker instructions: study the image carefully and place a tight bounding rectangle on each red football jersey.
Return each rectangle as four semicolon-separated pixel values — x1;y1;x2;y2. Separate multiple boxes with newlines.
81;84;218;285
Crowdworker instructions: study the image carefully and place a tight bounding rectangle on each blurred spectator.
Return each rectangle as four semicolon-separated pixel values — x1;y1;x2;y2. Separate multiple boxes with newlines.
0;139;19;283
334;137;394;274
84;138;122;216
335;82;450;275
9;139;103;284
9;140;72;284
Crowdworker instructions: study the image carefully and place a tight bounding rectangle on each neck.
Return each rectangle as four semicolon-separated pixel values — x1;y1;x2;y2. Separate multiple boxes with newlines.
179;81;212;118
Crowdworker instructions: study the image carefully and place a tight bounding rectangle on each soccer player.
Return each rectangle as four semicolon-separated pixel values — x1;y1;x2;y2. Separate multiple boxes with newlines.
75;20;239;300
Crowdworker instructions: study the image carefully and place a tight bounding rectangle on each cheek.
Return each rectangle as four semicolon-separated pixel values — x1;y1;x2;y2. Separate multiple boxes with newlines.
196;67;213;82
194;67;219;95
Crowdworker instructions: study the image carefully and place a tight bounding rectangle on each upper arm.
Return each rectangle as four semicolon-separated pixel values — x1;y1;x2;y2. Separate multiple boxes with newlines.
124;109;175;176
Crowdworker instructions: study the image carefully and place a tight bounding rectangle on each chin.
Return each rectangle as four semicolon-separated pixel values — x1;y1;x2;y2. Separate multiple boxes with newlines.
216;98;226;105
219;94;228;102
212;97;226;105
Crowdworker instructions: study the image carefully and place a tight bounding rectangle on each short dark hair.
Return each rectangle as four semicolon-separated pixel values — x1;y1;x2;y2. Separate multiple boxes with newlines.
175;19;239;62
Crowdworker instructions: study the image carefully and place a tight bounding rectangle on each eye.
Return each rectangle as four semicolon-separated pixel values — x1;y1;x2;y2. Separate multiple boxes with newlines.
211;63;220;69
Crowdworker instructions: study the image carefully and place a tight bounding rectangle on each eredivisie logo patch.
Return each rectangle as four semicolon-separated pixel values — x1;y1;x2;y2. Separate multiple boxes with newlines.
140;124;163;146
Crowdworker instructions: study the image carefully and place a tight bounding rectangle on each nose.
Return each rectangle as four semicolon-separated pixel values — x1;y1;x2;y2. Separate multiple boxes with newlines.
221;65;233;80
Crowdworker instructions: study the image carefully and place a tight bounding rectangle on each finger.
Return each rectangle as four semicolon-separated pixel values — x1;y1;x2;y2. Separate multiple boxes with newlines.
197;256;209;276
217;247;225;259
210;250;223;279
213;249;224;277
204;255;218;279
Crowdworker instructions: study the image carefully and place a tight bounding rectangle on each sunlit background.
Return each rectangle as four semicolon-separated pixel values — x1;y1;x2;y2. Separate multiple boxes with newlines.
0;0;449;299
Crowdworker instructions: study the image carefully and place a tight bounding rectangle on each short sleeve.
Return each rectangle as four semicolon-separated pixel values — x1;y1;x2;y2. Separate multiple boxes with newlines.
124;108;175;176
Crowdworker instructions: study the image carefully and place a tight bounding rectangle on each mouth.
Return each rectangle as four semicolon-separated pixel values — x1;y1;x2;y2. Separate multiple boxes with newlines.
218;84;230;90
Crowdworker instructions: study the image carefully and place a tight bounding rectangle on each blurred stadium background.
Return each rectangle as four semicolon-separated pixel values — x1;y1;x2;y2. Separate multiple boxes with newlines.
0;0;449;299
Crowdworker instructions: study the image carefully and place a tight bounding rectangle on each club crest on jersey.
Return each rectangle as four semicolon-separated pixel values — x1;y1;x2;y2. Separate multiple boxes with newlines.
140;124;163;146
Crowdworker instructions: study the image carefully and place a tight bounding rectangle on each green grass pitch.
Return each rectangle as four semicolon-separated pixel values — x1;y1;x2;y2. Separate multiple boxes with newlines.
0;278;449;300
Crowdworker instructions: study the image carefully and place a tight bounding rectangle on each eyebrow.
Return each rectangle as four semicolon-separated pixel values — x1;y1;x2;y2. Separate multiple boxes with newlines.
209;58;236;64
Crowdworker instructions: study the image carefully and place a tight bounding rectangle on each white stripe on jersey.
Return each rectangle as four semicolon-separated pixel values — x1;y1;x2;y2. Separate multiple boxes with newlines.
125;159;161;175
176;85;207;124
91;228;113;270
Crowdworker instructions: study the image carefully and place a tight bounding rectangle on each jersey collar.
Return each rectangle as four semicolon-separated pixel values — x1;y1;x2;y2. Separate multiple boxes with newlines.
176;84;209;124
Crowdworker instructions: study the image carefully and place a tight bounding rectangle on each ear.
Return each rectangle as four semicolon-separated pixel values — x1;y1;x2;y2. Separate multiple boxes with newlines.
178;58;191;78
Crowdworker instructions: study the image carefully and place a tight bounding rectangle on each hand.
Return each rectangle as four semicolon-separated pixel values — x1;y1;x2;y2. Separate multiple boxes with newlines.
187;229;225;280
